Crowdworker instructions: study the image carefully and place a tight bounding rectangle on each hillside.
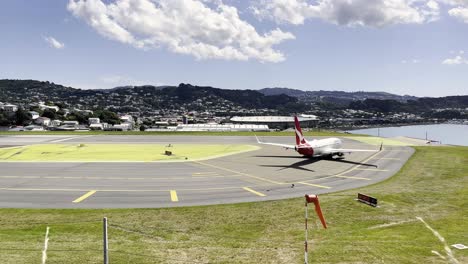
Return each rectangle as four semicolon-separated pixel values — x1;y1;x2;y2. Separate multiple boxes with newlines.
0;80;303;115
0;80;467;117
259;87;418;105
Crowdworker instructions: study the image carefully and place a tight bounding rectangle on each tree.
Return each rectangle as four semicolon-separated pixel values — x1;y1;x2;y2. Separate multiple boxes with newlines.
42;109;57;120
15;108;31;126
0;112;10;126
94;110;120;125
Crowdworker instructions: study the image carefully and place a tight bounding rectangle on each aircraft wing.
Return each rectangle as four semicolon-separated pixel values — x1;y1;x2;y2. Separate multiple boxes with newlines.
255;135;296;149
327;143;383;154
327;148;379;154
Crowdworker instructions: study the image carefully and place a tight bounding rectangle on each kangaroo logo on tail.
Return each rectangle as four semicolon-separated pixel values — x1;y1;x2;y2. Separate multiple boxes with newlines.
294;116;307;145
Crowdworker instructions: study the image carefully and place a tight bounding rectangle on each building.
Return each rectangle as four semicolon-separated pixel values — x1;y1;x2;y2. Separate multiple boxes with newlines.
39;103;59;112
88;118;100;125
111;123;131;131
230;115;319;130
51;120;62;127
175;123;269;132
3;104;18;113
35;117;51;126
62;121;79;126
28;111;40;120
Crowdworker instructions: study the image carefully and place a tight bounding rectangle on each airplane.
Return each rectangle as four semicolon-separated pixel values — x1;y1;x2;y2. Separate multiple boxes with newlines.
255;116;382;159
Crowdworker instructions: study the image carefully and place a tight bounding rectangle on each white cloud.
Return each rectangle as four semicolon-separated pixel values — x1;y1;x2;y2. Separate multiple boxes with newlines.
252;0;441;27
44;36;65;49
401;59;421;64
67;0;294;63
100;75;150;86
442;55;468;64
448;6;468;22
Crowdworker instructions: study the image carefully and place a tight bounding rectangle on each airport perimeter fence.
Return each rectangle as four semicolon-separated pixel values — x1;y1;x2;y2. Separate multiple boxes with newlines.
0;217;305;263
0;215;428;263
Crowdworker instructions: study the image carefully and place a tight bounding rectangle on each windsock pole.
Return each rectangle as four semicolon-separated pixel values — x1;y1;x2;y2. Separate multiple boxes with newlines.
305;200;309;264
304;194;327;264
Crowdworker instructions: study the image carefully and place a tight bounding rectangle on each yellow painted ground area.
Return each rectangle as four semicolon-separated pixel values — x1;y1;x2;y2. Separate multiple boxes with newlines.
0;144;258;162
350;136;414;146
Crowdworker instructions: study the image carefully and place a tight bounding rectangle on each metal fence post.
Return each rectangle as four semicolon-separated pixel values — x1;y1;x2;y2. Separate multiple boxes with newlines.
103;217;109;264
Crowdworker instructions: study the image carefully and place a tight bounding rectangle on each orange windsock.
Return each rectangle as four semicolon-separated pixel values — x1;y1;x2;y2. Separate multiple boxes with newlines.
305;194;327;229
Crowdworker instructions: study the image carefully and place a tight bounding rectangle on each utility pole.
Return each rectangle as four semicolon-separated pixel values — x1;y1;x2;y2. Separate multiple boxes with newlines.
103;217;109;264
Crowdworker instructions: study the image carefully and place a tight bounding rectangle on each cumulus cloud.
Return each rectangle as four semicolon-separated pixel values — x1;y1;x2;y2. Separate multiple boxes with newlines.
402;59;421;64
44;36;65;49
442;51;468;64
442;55;467;64
252;0;441;27
448;6;468;22
67;0;294;62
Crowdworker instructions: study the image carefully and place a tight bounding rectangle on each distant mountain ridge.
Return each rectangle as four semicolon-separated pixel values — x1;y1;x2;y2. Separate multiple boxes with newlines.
0;80;466;116
0;80;302;114
259;87;418;103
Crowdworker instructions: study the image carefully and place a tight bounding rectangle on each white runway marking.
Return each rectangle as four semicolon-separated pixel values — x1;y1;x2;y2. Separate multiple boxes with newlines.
49;135;94;143
416;217;459;264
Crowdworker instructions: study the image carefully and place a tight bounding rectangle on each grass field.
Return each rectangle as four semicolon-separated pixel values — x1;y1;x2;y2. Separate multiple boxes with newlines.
0;130;365;137
0;144;258;162
0;146;466;263
350;136;415;146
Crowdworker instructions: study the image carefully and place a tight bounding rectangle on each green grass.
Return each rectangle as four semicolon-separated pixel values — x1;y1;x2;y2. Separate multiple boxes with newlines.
0;144;258;162
350;136;414;146
0;146;466;263
0;130;366;137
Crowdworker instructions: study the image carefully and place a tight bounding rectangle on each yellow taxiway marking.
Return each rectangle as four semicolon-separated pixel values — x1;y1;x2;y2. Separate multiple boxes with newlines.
242;187;266;197
170;190;179;202
355;168;389;172
335;149;384;177
298;182;332;189
336;176;371;181
72;190;97;203
192;172;218;175
194;161;283;185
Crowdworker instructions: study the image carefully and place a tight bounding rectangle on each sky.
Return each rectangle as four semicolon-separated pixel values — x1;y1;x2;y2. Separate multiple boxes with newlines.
1;0;468;97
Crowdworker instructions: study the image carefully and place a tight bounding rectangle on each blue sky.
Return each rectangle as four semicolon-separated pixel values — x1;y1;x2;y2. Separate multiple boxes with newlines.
1;0;468;97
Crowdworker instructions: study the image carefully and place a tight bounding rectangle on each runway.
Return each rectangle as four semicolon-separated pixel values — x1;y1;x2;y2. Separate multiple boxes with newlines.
0;135;414;208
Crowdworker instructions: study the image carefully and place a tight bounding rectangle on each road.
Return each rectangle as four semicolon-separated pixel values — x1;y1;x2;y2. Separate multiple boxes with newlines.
0;135;413;208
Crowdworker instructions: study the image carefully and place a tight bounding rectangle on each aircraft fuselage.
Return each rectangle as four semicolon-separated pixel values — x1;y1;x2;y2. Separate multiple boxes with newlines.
297;137;342;157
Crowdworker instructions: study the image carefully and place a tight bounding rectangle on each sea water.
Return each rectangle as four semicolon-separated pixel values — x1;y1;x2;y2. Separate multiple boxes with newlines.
351;124;468;146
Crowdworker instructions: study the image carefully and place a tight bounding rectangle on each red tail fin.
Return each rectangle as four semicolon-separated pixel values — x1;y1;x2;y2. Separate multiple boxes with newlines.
294;116;306;145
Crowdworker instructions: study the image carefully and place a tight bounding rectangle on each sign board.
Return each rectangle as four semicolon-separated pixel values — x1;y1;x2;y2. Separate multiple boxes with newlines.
357;193;378;207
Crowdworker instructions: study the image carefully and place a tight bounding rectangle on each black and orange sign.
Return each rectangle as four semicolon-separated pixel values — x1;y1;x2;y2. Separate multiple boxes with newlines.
357;193;378;207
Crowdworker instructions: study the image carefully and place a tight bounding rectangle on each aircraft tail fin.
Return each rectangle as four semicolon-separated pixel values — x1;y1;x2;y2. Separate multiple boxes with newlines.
294;115;306;145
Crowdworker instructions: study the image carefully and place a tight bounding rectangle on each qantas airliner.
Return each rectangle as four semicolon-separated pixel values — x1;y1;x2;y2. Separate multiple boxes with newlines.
255;116;381;158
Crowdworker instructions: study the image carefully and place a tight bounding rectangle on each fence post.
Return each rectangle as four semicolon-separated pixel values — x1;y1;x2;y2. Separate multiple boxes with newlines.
103;217;109;264
304;200;309;264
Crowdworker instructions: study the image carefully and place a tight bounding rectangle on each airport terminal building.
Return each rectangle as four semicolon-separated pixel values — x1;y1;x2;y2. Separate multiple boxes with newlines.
230;115;319;130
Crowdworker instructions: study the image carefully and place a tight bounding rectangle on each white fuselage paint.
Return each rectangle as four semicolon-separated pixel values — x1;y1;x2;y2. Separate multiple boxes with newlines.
299;137;342;157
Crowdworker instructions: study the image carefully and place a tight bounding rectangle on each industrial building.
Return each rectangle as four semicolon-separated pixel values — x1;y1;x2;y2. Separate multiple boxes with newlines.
230;115;319;130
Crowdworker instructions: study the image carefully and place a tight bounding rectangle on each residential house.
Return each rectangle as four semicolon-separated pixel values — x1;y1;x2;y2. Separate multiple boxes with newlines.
28;111;40;120
35;117;51;126
3;104;18;113
88;117;100;125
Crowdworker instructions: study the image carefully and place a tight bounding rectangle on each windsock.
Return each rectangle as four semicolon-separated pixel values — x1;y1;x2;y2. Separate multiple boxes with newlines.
305;194;327;229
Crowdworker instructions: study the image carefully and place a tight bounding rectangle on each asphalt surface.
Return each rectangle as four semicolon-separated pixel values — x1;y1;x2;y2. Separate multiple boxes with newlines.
0;135;414;208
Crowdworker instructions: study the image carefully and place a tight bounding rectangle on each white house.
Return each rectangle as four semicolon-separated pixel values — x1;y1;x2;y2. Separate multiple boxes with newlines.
89;123;104;130
112;123;130;131
39;104;59;112
28;111;40;120
88;117;100;125
3;104;18;113
62;121;79;126
35;117;51;126
50;120;62;127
